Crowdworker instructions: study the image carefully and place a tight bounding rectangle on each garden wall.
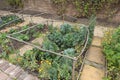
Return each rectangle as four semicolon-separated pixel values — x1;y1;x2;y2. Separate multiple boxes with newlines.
23;0;56;14
0;0;10;9
0;0;119;25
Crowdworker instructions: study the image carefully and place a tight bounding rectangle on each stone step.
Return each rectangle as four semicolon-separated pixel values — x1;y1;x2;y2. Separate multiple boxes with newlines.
85;59;105;70
91;37;102;47
80;64;105;80
80;35;105;80
87;46;105;65
94;26;108;38
0;71;10;80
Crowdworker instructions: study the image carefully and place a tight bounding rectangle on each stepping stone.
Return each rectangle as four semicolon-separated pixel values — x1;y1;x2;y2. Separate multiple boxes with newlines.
0;63;10;71
24;75;38;80
0;71;9;80
19;45;33;56
92;37;102;47
18;72;29;80
5;64;16;74
7;77;13;80
87;46;105;65
9;67;22;78
94;26;108;38
80;64;105;80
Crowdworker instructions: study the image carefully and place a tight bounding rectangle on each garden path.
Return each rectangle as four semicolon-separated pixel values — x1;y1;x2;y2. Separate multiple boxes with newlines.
80;37;105;80
0;59;39;80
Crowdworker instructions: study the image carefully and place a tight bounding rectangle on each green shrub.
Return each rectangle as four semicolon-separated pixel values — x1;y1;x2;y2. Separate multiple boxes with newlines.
102;27;120;80
51;0;119;17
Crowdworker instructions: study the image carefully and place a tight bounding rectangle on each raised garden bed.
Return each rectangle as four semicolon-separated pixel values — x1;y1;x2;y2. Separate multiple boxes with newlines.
0;16;96;80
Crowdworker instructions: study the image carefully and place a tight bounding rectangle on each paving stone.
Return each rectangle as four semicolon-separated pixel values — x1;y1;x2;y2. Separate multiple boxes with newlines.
14;69;24;78
24;75;35;80
7;77;13;80
80;64;105;80
0;60;4;64
94;26;108;38
34;77;39;80
9;67;21;78
0;63;10;71
0;62;9;71
17;72;28;80
87;46;105;65
0;72;9;80
92;37;102;47
5;64;16;74
85;59;105;70
0;60;6;66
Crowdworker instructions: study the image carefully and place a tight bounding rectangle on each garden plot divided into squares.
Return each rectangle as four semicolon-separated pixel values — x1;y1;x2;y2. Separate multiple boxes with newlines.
6;14;96;80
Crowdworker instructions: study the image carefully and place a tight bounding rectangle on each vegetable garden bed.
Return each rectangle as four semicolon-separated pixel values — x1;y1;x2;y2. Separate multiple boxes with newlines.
0;15;96;80
102;27;120;80
0;14;23;29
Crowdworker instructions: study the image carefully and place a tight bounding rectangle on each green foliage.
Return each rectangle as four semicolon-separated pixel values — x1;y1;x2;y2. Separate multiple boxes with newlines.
48;31;63;47
20;50;39;71
63;33;75;48
51;0;66;15
13;33;30;41
85;16;96;47
51;0;119;17
60;23;73;34
0;33;13;59
37;24;44;30
6;0;24;9
42;39;59;52
48;24;88;50
0;18;96;80
63;48;75;57
102;27;120;80
0;15;23;29
10;23;46;41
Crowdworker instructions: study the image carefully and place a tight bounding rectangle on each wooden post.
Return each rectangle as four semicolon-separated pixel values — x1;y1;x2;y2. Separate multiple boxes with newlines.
72;59;76;80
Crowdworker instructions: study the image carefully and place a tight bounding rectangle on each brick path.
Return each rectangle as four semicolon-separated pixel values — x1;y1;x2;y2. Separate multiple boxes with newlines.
0;59;39;80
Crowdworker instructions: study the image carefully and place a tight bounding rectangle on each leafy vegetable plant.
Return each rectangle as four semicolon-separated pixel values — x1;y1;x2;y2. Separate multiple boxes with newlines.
102;27;120;80
0;15;23;29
